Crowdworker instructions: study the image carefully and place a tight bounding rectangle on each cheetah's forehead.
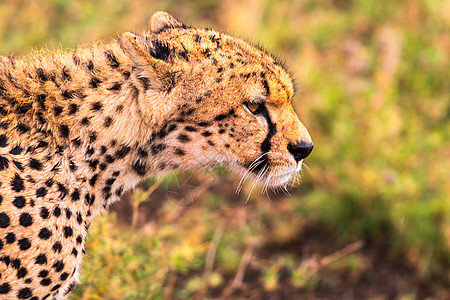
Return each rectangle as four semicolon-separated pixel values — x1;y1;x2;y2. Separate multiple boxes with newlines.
145;27;295;103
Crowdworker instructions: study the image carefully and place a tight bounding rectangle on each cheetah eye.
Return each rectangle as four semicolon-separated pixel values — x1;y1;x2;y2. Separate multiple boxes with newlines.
244;102;262;115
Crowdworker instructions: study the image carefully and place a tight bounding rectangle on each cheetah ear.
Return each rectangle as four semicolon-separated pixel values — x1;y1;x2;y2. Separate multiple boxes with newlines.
149;11;187;34
120;32;172;66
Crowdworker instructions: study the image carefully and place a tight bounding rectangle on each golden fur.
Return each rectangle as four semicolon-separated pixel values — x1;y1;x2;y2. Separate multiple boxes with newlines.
0;12;312;299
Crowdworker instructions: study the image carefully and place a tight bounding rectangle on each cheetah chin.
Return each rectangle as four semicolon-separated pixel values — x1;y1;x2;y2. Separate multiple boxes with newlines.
0;11;312;299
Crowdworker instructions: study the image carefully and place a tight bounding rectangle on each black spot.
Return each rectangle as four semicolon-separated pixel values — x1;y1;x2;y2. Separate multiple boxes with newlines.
72;248;78;257
57;183;68;199
151;143;166;155
0;256;11;266
45;178;54;187
18;238;31;250
85;194;95;206
35;254;47;265
116;104;124;112
40;207;49;219
62;90;75;99
167;124;177;132
6;232;15;243
69;160;78;171
105;50;120;68
86;146;95;156
99;163;107;171
13;196;26;208
40;278;51;286
11;258;20;269
53;260;65;272
115;146;131;159
132;160;147;176
112;171;120;177
0;134;8;147
185;126;197;132
71;189;80;201
36;68;48;81
19;213;33;227
17;287;32;299
29;158;42;170
35;186;47;198
63;226;73;238
60;272;69;281
91;101;102;111
51;284;61;292
122;70;131;78
52;242;62;253
137;147;148;158
89;174;98;186
36;140;49;149
105;154;115;164
16;103;32;114
197;121;210;127
0;155;9;171
218;129;225;134
174;148;185;156
59;124;70;138
0;283;11;294
76;235;83;244
76;212;83;224
13;160;24;171
11;173;25;192
138;76;151;90
115;186;124;197
214;113;227;121
62;66;71;81
260;72;271;95
38;270;49;277
53;206;61;217
107;83;121;91
64;209;72;220
202;131;212;137
17;267;27;278
39;228;52;240
81;117;90;126
207;140;215;146
90;77;102;88
148;38;171;61
68;103;79;115
105;178;116;186
177;133;191;143
53;106;63;116
104;117;113;127
17;123;30;134
87;60;94;72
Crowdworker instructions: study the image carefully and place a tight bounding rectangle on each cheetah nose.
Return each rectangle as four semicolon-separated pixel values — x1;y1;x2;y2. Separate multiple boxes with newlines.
287;141;314;162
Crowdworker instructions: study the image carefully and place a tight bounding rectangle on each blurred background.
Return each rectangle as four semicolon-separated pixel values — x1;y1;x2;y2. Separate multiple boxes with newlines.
1;0;449;299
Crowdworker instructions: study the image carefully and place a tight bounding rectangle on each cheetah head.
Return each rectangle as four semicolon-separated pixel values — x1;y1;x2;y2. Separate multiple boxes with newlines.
120;12;313;189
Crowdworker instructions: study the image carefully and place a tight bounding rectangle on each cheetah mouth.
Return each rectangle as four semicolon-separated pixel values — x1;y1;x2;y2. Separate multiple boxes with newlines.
232;159;301;190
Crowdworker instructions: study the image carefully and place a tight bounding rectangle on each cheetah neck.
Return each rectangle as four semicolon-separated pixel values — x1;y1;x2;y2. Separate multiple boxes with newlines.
0;41;170;218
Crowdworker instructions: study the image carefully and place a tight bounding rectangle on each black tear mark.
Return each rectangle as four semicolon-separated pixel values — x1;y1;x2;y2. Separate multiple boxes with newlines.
251;104;277;173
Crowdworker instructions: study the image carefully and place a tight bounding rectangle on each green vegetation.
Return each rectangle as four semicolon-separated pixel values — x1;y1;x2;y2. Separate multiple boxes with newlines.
1;0;448;298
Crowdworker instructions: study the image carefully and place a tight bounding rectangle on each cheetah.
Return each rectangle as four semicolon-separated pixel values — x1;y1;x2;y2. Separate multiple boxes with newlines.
0;12;313;299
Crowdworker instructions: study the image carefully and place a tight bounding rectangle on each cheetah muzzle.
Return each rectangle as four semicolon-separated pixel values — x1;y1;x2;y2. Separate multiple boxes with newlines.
0;11;313;299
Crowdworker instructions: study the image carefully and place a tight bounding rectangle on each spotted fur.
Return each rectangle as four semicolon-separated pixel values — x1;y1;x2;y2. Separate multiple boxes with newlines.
0;12;312;299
